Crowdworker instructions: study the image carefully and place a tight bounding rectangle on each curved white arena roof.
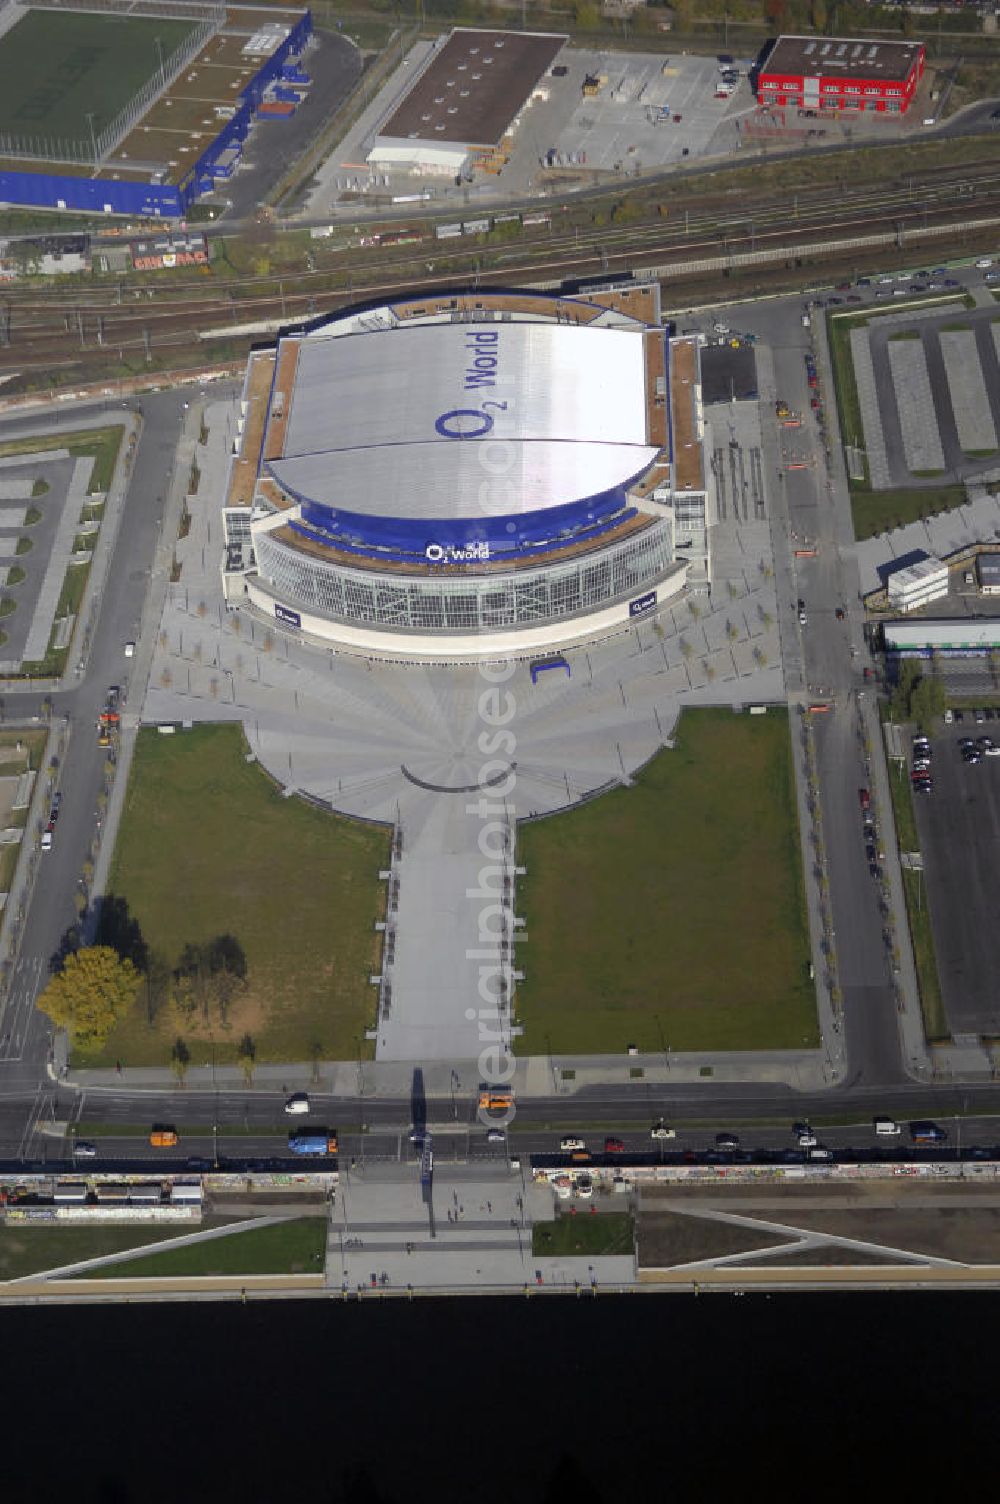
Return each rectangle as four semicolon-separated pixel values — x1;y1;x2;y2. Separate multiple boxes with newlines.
268;321;658;520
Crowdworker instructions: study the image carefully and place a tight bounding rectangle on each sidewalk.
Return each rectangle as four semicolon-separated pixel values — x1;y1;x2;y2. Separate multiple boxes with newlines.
64;1044;835;1098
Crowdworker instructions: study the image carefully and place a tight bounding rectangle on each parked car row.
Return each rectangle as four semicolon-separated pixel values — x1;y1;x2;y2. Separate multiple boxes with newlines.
911;732;933;796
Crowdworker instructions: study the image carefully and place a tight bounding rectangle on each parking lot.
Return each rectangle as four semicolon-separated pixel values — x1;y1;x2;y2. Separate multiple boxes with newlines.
0;449;79;670
909;718;1000;1037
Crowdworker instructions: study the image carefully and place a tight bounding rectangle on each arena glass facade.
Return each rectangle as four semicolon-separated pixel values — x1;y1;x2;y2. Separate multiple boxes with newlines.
252;515;675;634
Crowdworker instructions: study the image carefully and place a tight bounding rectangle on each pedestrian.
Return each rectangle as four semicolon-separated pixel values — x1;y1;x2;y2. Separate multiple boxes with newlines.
487;1201;492;1214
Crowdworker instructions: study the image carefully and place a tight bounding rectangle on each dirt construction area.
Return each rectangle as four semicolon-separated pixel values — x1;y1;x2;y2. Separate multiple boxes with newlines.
638;1177;1000;1269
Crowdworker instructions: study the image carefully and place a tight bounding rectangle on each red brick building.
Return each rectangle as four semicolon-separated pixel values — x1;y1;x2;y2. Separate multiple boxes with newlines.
757;35;925;116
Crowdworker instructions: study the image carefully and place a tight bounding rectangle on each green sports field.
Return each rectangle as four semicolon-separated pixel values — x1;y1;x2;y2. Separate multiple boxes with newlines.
0;10;198;145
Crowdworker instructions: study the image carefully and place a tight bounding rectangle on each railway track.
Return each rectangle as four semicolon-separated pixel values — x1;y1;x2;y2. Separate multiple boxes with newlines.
1;165;999;382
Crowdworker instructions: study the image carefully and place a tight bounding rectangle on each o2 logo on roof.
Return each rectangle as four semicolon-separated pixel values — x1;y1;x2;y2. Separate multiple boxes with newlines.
435;400;508;440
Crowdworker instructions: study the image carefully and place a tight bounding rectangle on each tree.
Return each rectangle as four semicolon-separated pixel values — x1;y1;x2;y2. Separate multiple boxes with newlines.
171;1037;190;1084
37;946;139;1048
237;1033;256;1085
890;660;921;721
910;674;946;729
811;0;827;30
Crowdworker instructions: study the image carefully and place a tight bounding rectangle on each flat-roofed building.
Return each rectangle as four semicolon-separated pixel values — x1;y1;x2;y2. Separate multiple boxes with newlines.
977;552;1000;596
757;35;925;116
886;556;948;613
367;28;566;176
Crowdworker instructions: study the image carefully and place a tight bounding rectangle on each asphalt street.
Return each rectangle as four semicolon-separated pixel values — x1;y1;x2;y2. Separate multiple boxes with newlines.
0;390;192;1099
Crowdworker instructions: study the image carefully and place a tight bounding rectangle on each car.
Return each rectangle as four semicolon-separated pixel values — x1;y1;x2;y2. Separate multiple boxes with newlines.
877;275;894;285
975;708;986;724
827;296;843;305
149;1126;178;1148
284;1093;310;1115
72;1141;97;1158
716;1132;739;1149
605;1136;625;1153
927;281;944;290
945;278;960;288
797;598;805;611
975;256;993;269
846;294;863;303
486;1128;506;1143
963;750;982;765
986;708;996;722
912;285;927;293
896;272;912;282
856;277;872;287
51;791;62;813
986;745;1000;757
835;607;845;620
913;780;934;794
954;709;965;723
978;736;994;751
651;1123;676;1140
673;113;682;122
959;737;975;748
913;733;930;746
892;288;908;297
835;281;851;291
808;1147;834;1162
560;1137;585;1151
798;1132;818;1148
41;829;52;850
124;640;135;658
910;1120;947;1143
858;787;871;810
799;609;807;625
810;397;820;411
992;107;1000;122
185;1156;212;1170
792;1121;811;1137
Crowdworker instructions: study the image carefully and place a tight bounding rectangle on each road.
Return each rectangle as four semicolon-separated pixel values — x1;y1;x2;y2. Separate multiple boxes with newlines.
0;390;191;1103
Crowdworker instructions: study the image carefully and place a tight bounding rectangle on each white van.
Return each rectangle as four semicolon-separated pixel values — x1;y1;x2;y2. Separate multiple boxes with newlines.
874;1117;900;1136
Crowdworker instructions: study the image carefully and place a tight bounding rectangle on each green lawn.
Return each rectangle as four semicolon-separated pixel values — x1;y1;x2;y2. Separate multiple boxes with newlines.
0;1223;203;1281
516;709;817;1054
851;484;967;542
0;11;197;142
89;723;390;1066
77;1217;326;1278
532;1212;634;1259
884;760;948;1043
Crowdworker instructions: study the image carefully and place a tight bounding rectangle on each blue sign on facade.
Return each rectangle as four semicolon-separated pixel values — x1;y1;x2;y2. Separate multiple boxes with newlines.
275;602;301;628
629;590;657;618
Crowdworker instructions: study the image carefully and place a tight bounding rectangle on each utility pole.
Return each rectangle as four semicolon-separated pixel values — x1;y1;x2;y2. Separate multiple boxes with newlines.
85;111;97;165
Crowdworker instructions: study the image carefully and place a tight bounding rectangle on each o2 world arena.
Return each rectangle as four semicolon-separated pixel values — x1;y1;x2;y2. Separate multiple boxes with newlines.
222;284;710;660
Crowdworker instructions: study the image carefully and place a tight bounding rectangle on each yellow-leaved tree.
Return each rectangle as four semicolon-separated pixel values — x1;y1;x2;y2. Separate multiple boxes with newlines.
38;946;139;1049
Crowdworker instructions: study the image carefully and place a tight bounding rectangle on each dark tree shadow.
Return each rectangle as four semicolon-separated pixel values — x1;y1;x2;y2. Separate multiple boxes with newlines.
48;923;80;976
93;893;149;973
